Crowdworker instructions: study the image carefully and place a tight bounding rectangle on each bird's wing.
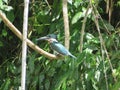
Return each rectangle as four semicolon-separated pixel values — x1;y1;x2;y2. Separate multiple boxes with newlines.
50;42;70;55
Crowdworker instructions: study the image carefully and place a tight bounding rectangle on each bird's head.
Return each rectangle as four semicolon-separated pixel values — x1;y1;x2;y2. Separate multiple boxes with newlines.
36;34;58;43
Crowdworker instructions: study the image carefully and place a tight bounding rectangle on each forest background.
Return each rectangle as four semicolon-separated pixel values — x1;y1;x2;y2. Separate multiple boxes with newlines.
0;0;120;90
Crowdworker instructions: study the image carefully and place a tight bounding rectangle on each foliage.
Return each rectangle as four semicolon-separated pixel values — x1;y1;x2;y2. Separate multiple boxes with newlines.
0;0;120;90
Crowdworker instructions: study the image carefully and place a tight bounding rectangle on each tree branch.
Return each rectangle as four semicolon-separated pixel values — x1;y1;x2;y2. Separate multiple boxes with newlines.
0;11;58;60
79;4;90;53
90;2;117;82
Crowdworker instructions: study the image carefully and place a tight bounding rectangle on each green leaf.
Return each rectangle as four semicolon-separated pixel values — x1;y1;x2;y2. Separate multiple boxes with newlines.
99;20;115;31
0;78;11;90
28;55;35;74
39;74;45;83
72;12;82;24
1;5;13;11
0;0;3;6
86;33;94;40
2;29;7;37
45;79;50;90
110;81;120;90
0;41;3;47
74;0;82;8
3;0;8;4
7;11;14;22
52;70;72;90
72;7;92;24
9;63;16;74
68;0;72;5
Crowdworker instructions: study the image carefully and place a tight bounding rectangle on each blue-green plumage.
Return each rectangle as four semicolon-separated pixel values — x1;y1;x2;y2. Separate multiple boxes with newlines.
50;41;76;58
37;34;76;59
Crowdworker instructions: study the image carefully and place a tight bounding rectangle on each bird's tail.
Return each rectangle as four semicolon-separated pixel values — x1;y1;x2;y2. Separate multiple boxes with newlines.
69;54;76;59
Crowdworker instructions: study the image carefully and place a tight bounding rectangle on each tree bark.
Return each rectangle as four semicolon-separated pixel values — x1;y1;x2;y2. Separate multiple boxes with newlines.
21;0;29;89
62;0;70;50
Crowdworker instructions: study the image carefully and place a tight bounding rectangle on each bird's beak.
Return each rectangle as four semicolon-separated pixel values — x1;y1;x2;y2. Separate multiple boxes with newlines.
36;36;49;41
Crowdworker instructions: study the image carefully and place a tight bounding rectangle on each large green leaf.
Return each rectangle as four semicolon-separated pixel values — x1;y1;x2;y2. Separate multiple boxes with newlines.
99;20;115;31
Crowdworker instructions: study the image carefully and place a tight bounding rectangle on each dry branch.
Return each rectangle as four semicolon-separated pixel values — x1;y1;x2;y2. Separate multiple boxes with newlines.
90;2;117;83
0;11;58;60
79;4;90;53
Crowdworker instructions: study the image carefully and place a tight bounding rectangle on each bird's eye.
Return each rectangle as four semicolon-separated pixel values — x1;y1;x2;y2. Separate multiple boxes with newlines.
47;35;52;38
47;35;50;38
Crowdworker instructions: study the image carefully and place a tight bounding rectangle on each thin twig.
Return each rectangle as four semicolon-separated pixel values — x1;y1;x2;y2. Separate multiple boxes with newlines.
79;4;91;53
93;4;116;82
45;0;51;10
90;1;117;88
106;0;109;13
98;15;111;34
90;3;109;90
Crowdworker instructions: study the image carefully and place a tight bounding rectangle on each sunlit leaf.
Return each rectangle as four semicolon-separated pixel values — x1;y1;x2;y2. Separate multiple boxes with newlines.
74;0;83;8
0;0;3;6
1;5;13;11
3;0;8;4
72;12;82;24
72;7;92;24
68;0;72;5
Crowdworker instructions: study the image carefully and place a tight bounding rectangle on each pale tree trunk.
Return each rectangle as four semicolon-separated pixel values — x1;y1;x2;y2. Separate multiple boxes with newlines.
62;0;70;50
21;0;29;90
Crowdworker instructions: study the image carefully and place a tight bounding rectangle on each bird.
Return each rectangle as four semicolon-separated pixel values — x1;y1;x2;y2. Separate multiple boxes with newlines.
36;34;76;59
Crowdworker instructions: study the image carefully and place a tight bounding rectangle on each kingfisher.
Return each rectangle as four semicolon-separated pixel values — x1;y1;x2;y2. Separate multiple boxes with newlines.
36;34;76;59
